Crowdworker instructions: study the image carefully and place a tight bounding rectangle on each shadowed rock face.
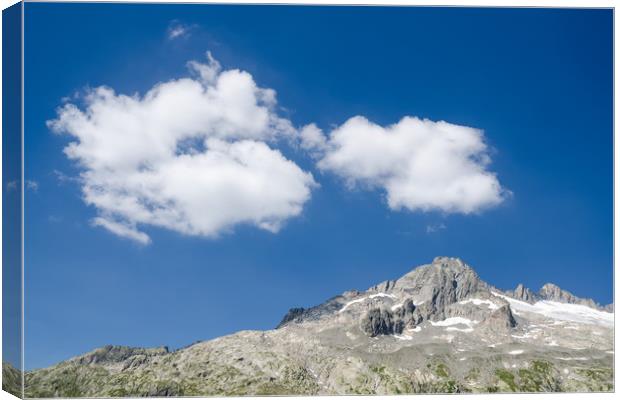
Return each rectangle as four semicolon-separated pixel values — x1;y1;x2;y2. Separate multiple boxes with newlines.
22;257;613;397
360;308;401;336
276;307;306;328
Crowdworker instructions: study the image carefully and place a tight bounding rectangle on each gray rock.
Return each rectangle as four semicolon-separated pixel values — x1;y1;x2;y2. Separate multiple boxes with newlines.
512;283;537;303
277;307;307;328
538;283;601;310
360;308;401;336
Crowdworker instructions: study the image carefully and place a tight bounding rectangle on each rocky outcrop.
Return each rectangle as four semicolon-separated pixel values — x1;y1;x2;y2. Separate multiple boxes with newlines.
277;307;307;328
512;284;536;303
2;362;22;398
360;308;401;336
71;345;169;366
479;304;517;332
538;283;601;310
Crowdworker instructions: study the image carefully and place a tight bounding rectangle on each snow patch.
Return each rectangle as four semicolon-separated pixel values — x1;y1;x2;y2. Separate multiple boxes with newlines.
369;293;397;300
511;332;537;340
430;317;478;327
458;298;499;310
491;292;613;327
508;350;524;355
430;317;478;333
339;292;397;313
446;326;473;333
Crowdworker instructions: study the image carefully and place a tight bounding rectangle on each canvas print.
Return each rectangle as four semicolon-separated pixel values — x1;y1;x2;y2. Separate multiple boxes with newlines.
1;2;614;397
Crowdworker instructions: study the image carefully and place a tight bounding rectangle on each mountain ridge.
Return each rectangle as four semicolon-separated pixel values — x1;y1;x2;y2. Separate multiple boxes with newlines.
277;256;611;329
17;257;614;397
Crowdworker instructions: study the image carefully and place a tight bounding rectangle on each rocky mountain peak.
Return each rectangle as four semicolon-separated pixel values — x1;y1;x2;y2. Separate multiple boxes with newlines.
512;283;536;303
539;282;562;296
537;282;597;308
432;256;467;269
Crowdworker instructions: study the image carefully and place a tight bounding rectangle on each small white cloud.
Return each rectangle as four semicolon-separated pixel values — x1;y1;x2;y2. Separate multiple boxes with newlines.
52;169;80;185
6;180;38;192
92;217;151;245
26;180;39;192
187;51;221;84
167;21;193;40
313;116;508;214
48;52;316;244
6;180;17;191
48;215;62;223
426;222;446;234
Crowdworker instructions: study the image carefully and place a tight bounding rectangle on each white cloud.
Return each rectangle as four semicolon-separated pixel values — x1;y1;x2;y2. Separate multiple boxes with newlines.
6;180;39;192
312;116;508;214
6;181;17;191
52;169;80;185
426;222;446;234
26;180;39;192
167;21;192;40
92;217;151;245
48;53;316;244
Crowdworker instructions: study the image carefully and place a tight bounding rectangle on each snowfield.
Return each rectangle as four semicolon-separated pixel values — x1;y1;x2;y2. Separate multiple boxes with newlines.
338;293;397;313
429;317;479;333
491;292;613;328
458;298;500;310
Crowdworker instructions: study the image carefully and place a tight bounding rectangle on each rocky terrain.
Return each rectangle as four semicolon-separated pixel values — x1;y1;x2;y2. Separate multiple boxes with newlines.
3;362;21;397
7;257;615;397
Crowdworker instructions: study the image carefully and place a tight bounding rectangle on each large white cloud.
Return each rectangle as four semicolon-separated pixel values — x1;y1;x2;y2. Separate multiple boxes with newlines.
305;116;507;214
48;52;316;244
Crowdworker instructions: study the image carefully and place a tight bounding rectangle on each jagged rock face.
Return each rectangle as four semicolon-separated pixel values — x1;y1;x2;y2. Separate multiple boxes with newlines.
360;308;401;336
512;284;536;303
538;283;600;309
480;305;517;332
277;307;306;328
20;257;613;397
393;257;488;313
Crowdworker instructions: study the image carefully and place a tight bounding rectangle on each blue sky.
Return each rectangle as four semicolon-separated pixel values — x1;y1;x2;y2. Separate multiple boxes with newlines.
22;4;612;370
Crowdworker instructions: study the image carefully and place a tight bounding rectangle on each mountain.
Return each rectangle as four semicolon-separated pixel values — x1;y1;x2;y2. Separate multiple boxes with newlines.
15;257;613;397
